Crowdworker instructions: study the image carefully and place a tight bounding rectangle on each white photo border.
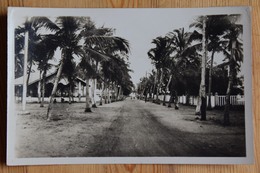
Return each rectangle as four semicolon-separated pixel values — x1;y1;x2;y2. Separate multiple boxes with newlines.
7;6;254;165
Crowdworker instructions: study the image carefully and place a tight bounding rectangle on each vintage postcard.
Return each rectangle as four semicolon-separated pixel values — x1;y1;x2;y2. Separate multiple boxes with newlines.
7;7;253;165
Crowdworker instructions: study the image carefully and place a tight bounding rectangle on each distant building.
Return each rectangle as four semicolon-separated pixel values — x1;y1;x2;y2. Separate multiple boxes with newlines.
14;71;89;98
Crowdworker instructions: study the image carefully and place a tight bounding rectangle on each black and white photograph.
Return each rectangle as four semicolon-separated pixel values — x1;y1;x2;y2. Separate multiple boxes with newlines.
7;7;253;165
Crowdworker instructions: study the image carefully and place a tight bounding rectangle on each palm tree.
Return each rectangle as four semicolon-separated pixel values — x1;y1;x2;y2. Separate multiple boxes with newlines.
16;17;58;111
207;36;222;109
34;35;58;107
79;50;109;111
145;72;156;101
199;16;207;120
80;22;130;111
190;16;208;119
46;17;87;120
190;15;239;116
222;16;243;126
148;36;172;104
43;16;130;119
62;58;77;104
111;56;133;99
166;28;201;109
80;19;129;110
79;54;97;112
206;15;237;110
150;70;157;100
137;76;150;100
80;21;112;108
14;28;25;79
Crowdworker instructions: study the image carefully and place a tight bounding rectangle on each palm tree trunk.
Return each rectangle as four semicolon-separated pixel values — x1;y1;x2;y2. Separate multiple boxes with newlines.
197;16;207;120
46;56;65;121
224;70;232;126
174;91;179;110
38;71;42;103
119;86;123;99
168;90;173;108
163;92;167;106
68;82;72;104
185;92;190;105
40;70;46;107
195;96;201;115
156;68;162;104
107;84;111;103
99;82;104;105
207;50;215;110
93;60;99;106
78;81;82;102
104;84;107;104
26;57;33;90
85;76;92;112
117;85;121;101
22;31;29;111
152;83;156;100
92;78;97;108
149;85;152;100
155;69;160;102
223;40;236;126
164;75;172;106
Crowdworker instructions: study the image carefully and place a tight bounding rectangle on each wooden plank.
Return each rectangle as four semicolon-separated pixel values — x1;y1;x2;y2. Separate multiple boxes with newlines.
0;0;259;173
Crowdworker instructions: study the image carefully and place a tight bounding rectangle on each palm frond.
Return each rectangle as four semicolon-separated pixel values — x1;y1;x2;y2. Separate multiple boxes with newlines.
84;47;111;61
84;36;130;54
31;17;59;31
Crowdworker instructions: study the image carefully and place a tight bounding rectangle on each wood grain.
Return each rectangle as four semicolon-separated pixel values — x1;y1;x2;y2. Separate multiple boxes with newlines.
0;0;259;172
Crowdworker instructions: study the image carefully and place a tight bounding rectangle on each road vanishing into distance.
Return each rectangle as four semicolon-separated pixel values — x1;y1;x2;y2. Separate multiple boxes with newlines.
86;99;245;157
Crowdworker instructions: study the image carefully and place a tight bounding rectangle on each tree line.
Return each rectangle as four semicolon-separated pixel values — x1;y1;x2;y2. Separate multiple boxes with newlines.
15;16;133;121
137;14;243;126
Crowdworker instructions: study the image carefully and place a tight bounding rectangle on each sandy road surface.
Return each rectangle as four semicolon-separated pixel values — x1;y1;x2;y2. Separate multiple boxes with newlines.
86;99;245;157
15;99;245;157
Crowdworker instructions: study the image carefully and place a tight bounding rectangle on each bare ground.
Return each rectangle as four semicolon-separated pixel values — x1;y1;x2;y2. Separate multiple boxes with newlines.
15;98;245;157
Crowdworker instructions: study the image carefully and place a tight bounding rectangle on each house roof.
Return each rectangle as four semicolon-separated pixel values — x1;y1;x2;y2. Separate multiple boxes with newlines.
15;71;86;86
15;71;55;85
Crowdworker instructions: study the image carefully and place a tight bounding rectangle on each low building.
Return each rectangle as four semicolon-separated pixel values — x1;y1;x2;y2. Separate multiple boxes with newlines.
14;71;89;100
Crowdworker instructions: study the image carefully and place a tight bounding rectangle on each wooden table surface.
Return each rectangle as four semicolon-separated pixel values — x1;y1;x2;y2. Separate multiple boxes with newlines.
0;0;259;172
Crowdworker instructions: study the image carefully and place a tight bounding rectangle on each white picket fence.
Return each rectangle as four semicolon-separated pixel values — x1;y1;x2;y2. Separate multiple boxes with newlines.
152;94;244;107
178;95;244;107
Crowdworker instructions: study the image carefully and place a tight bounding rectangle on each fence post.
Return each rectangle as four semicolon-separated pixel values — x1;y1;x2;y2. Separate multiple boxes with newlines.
215;92;218;106
211;94;215;108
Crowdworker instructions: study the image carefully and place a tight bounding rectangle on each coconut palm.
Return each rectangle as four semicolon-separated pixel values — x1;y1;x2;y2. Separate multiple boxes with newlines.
46;17;87;120
45;17;121;116
14;28;25;79
189;16;208;119
198;15;237;110
111;56;133;99
148;36;172;104
100;56;127;103
62;58;77;104
190;15;239;118
80;21;130;111
161;69;171;106
145;71;157;101
137;76;150;100
207;36;223;109
33;34;58;107
16;17;58;111
78;54;97;112
166;28;201;109
222;17;243;126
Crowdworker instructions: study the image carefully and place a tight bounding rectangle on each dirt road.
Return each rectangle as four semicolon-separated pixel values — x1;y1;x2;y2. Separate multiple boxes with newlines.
16;99;245;157
86;99;245;157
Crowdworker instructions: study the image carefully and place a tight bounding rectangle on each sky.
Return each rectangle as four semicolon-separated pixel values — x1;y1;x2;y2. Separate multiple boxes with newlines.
11;7;248;85
84;9;196;85
12;9;199;85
